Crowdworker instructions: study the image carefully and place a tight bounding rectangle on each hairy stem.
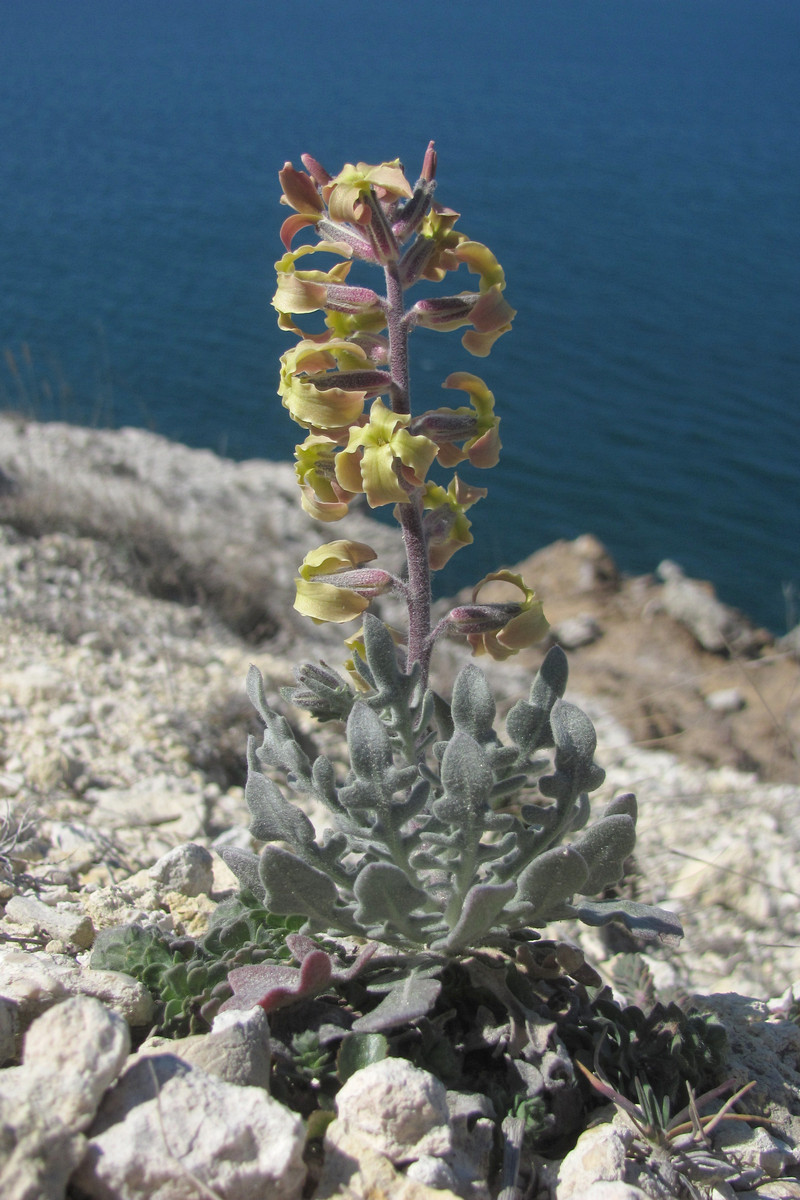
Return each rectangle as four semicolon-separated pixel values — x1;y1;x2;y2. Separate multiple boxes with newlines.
385;260;433;681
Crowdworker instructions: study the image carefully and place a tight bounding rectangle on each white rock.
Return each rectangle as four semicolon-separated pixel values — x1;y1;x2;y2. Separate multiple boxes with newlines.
141;1005;271;1090
73;1053;306;1200
5;892;95;948
0;947;154;1028
714;1120;797;1178
317;1124;462;1199
334;1058;452;1163
555;1122;632;1199
705;687;746;713
406;1155;459;1190
148;841;215;896
553;614;603;649
0;996;130;1200
21;995;130;1126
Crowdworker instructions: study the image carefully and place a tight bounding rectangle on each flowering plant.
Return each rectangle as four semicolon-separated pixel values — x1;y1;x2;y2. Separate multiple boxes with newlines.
222;145;682;961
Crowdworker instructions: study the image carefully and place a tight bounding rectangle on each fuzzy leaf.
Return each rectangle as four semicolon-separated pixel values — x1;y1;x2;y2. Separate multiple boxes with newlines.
604;792;637;820
219;950;333;1014
435;881;516;953
353;862;437;941
533;644;569;706
434;731;492;822
362;613;405;695
506;645;568;753
247;666;313;785
218;847;266;901
347;702;393;782
571;813;636;895
259;845;357;932
352;975;442;1033
312;754;344;815
574;898;684;946
450;663;497;745
512;844;589;921
539;700;605;800
245;739;316;846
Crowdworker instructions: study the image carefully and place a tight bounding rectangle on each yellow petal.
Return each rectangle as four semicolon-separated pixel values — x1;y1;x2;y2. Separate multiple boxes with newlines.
299;540;377;578
453;241;506;290
360;442;410;506
294;578;370;624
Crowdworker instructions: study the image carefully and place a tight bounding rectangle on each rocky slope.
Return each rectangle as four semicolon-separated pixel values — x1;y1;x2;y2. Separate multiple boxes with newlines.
1;414;799;1198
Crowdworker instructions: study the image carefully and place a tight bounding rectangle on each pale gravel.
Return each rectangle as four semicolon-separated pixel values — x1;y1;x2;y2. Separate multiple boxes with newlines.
0;416;798;1006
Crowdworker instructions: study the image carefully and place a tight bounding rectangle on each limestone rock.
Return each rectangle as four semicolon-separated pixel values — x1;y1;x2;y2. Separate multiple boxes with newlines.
333;1058;452;1163
700;993;800;1149
0;996;129;1200
714;1120;797;1178
0;947;154;1030
552;613;602;649
315;1124;462;1200
656;559;763;654
4;892;95;948
553;1122;632;1199
73;1053;306;1200
148;841;215;897
140;1005;271;1090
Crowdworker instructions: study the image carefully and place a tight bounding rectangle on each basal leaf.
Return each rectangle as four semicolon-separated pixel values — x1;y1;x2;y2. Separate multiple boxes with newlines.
435;881;516;953
351;975;442;1033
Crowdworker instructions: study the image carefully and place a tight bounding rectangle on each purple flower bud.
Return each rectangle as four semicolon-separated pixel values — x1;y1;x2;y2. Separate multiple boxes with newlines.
301;153;333;185
410;410;480;443
363;192;400;264
398;235;438;289
421;140;437;183
305;368;393;394
313;568;395;598
316;219;377;261
447;603;522;636
392;180;436;244
323;284;384;314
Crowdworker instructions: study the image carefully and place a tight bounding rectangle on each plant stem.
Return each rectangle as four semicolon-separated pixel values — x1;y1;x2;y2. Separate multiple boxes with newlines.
385;261;433;681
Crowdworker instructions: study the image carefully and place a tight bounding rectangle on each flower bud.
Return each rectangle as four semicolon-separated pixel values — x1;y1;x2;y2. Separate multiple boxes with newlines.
300;153;333;185
459;571;549;660
421;140;437;183
279;163;325;215
294;541;392;624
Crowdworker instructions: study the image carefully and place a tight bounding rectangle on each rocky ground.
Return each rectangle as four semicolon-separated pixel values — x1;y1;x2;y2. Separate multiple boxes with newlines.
0;414;799;1199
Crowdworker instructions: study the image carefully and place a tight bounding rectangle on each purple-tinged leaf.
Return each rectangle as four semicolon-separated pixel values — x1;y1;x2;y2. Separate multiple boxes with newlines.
218;950;333;1015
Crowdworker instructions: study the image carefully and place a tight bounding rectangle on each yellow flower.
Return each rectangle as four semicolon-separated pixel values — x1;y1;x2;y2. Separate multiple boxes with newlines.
279;339;372;431
435;374;501;469
294;541;390;624
464;571;549;660
273;244;353;317
278;161;325;249
335;399;438;507
322;160;413;226
453;241;506;291
294;434;357;522
420;476;487;570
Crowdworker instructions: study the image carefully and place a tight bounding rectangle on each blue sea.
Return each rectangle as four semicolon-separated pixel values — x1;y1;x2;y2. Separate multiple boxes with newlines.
1;1;798;633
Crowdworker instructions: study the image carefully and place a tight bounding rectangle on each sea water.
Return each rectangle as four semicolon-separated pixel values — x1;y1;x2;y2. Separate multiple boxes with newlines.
0;0;798;631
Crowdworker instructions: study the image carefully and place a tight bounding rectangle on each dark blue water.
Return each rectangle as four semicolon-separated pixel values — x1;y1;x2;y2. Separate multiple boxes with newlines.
1;1;798;633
